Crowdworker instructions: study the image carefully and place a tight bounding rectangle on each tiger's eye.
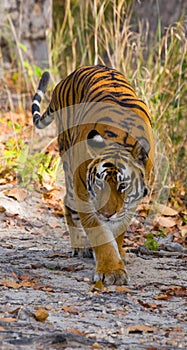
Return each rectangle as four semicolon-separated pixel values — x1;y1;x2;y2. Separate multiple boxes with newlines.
118;183;126;192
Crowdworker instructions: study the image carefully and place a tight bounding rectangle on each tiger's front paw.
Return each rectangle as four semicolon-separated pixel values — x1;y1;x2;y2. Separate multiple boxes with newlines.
94;267;129;285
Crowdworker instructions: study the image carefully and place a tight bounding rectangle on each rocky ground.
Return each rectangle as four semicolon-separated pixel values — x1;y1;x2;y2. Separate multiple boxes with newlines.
0;187;187;350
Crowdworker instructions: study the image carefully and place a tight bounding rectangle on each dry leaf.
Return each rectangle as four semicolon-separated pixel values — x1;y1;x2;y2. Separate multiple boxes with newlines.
11;272;18;279
154;294;170;300
34;307;49;322
10;307;22;315
127;324;156;334
53;209;64;217
0;317;17;323
157;204;178;216
115;286;132;293
166;286;187;297
180;225;187;237
34;284;46;291
91;280;104;291
19;274;31;281
0;178;7;185
42;188;64;211
92;342;102;349
0;195;23;216
66;328;86;336
0;206;6;212
21;281;36;288
4;188;27;202
155;286;187;300
3;279;22;289
3;277;36;289
63;306;79;314
155;216;176;228
138;203;152;211
138;300;160;311
47;253;71;259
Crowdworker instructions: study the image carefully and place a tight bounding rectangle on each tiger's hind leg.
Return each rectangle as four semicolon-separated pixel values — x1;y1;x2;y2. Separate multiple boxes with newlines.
64;205;93;258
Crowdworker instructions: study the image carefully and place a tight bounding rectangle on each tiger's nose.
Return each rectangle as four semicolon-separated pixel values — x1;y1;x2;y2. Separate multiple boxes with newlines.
97;210;116;218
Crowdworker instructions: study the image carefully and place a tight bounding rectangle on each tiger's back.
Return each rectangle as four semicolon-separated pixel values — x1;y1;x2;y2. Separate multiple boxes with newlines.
32;65;154;285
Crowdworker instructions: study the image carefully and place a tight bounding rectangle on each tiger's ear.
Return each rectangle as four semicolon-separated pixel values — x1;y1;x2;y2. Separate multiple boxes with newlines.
87;130;106;149
132;139;150;166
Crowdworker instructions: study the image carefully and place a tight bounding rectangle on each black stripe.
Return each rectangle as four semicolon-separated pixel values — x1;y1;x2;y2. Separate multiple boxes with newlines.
33;92;42;103
32;104;40;114
38;71;50;93
33;113;40;124
57;78;68;109
119;102;150;119
79;69;107;101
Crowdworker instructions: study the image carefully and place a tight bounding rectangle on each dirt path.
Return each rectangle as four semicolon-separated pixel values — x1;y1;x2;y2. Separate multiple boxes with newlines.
0;189;187;349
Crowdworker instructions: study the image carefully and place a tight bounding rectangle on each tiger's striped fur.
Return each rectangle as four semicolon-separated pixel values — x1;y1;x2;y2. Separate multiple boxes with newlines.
32;65;154;285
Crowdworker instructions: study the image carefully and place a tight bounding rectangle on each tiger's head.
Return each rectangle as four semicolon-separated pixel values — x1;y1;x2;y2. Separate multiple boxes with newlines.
86;130;149;223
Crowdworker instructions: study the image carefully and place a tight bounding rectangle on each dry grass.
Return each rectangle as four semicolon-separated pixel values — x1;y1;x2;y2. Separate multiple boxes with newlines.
0;0;186;199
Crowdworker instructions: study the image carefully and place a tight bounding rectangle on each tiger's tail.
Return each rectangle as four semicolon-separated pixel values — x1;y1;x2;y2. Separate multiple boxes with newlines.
32;71;54;129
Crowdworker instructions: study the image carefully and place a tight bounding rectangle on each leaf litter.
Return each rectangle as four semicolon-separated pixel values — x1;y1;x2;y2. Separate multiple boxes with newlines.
0;186;187;349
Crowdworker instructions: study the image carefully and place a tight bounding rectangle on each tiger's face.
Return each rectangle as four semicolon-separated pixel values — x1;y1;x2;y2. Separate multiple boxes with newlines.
86;129;149;223
87;155;148;223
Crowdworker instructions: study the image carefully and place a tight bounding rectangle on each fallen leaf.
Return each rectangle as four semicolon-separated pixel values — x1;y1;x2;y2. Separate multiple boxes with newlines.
11;272;18;279
180;225;187;238
155;216;176;228
0;179;7;185
63;306;79;314
171;326;183;332
0;206;6;212
92;342;102;349
19;274;31;281
127;324;156;334
4;188;27;202
114;310;127;316
156;204;178;216
34;284;46;291
0;317;17;323
53;209;64;217
91;280;104;291
3;277;36;289
42;188;64;211
10;307;22;315
115;286;133;293
66;328;86;336
43;286;54;292
165;285;187;297
34;307;49;322
0;195;24;215
47;253;71;259
21;281;36;288
63;264;84;272
138;300;161;311
137;203;152;212
3;279;22;289
154;294;171;300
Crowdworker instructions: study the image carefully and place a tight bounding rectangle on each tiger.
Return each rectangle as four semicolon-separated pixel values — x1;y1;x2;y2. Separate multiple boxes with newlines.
32;64;154;285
